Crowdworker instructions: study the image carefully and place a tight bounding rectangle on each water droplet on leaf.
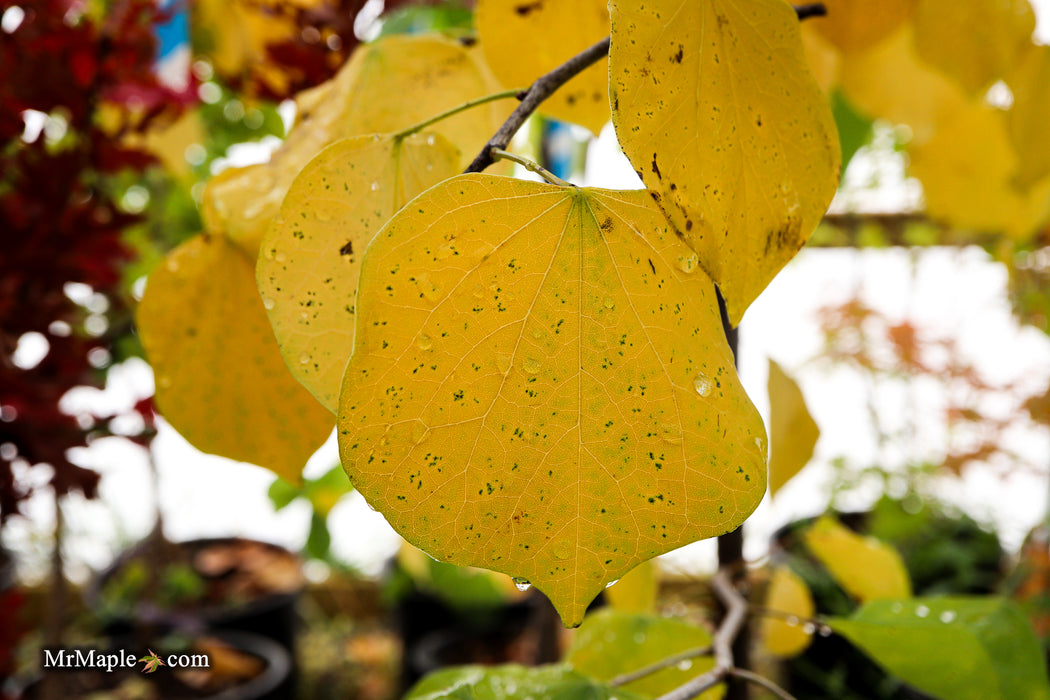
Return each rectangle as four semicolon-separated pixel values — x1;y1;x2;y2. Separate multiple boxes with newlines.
916;605;930;618
513;577;532;591
416;333;433;351
939;610;956;623
675;253;699;273
693;373;712;396
605;579;620;589
262;297;275;310
522;358;541;374
298;352;311;365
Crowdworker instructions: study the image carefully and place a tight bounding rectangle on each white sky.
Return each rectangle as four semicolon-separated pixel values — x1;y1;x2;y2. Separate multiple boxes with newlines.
4;2;1050;584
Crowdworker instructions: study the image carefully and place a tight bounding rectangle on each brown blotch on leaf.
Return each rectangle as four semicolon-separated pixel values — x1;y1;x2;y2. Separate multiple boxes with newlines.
672;44;684;63
651;153;662;179
764;219;802;254
340;240;354;256
600;216;614;232
685;219;694;231
514;0;543;16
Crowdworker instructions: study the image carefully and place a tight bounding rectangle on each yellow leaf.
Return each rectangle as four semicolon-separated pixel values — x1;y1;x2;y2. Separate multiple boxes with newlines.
257;133;462;412
839;24;967;145
913;0;1034;96
909;101;1029;236
202;34;511;257
604;559;658;614
767;359;819;496
800;23;842;95
1008;45;1050;189
476;0;609;134
804;516;911;603
609;0;840;326
760;566;815;658
137;234;332;482
810;0;916;54
337;176;767;626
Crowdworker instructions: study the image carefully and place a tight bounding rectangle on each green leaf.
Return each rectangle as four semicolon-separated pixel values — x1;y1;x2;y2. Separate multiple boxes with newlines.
268;477;299;511
830;597;1050;700
305;511;332;559
567;610;720;699
831;90;874;173
405;664;646;700
338;175;766;626
609;0;840;324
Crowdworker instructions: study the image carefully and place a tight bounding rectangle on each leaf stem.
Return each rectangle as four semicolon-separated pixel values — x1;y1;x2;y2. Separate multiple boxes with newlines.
393;88;524;140
490;148;573;187
728;668;798;700
609;645;713;688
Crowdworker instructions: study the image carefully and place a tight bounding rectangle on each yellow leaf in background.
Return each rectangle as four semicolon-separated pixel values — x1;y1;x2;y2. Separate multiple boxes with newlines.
609;0;840;326
476;0;609;134
804;516;911;603
257;132;461;413
202;34;511;257
760;566;815;658
811;0;916;54
338;176;767;626
767;359;819;496
800;23;842;95
914;0;1035;96
909;101;1029;237
1008;45;1050;189
124;110;206;181
137;234;333;482
604;559;658;614
839;24;966;145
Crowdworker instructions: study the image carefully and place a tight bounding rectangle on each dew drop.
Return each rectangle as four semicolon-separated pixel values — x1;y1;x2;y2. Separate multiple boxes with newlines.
274;251;287;263
299;311;309;320
365;500;377;512
677;660;693;671
915;605;930;618
785;615;800;627
818;625;833;637
891;602;904;613
298;352;311;365
495;355;512;375
660;423;682;444
633;633;646;644
522;358;541;374
262;297;275;310
416;333;433;351
417;274;441;302
605;579;620;589
314;210;333;223
435;242;454;260
754;436;765;452
513;577;532;592
552;541;572;560
939;610;956;623
603;296;616;310
425;163;434;172
263;248;276;260
531;327;545;339
693;373;712;396
426;134;436;145
802;622;817;635
370;181;380;192
675;253;699;273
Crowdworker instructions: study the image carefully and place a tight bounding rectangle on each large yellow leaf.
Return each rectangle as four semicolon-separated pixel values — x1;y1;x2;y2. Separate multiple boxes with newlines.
909;101;1029;237
203;34;510;257
767;359;819;496
604;559;658;614
804;516;911;603
476;0;609;134
810;0;916;54
257;133;461;413
1008;45;1050;189
338;176;767;626
839;24;967;145
800;23;841;95
759;566;815;658
913;0;1034;96
609;0;840;326
137;234;333;482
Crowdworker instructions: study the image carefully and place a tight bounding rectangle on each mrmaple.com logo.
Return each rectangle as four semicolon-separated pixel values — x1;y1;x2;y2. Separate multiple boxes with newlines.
42;647;210;673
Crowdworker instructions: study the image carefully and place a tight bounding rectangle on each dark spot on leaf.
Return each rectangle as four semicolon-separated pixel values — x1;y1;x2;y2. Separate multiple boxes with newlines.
514;0;542;15
600;216;613;232
651;153;662;179
685;219;693;231
340;240;354;256
648;259;656;274
672;44;683;63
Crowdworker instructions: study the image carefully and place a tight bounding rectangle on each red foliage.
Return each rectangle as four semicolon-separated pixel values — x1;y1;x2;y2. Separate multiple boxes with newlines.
0;0;192;520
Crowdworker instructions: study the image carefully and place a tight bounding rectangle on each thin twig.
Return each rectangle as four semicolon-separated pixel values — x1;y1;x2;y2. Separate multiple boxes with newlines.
490;148;573;187
728;668;799;700
609;646;713;688
655;569;748;700
463;4;827;176
464;36;610;174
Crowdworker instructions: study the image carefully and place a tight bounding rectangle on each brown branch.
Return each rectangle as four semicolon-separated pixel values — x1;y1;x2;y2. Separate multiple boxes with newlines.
463;4;828;175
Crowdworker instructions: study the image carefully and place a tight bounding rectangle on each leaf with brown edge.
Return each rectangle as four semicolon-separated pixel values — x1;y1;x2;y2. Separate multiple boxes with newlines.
767;358;819;496
337;175;767;626
137;234;333;482
258;132;461;412
476;0;610;134
609;0;840;326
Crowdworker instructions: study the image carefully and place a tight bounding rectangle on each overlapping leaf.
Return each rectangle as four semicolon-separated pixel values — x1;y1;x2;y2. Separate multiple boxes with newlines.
609;0;840;325
810;0;916;54
567;610;720;698
476;0;610;134
759;566;815;657
136;234;332;481
203;34;510;257
257;133;461;412
767;359;820;496
838;24;966;145
1008;46;1050;189
337;176;767;625
406;664;645;700
604;559;658;613
914;0;1034;96
804;516;911;602
830;597;1050;700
